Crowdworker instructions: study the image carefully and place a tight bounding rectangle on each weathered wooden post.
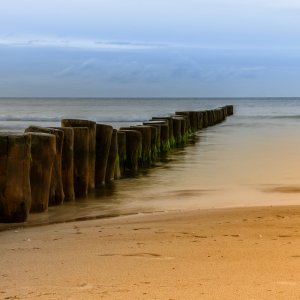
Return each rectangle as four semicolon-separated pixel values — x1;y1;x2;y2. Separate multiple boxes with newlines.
172;116;187;143
26;132;56;212
72;127;89;196
197;112;203;129
143;121;164;151
116;131;126;176
95;124;113;185
138;125;158;158
120;126;152;165
172;117;182;144
51;127;75;201
175;112;190;132
186;112;197;132
0;133;31;223
213;109;219;123
118;130;142;172
61;119;96;189
105;129;118;181
24;126;65;206
202;111;208;128
152;117;174;147
205;110;213;126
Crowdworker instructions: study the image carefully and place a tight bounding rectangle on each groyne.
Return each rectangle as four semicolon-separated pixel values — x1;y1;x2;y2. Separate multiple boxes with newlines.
0;105;233;223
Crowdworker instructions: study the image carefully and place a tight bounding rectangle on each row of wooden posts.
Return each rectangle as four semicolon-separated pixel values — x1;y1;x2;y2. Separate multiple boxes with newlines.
0;105;233;223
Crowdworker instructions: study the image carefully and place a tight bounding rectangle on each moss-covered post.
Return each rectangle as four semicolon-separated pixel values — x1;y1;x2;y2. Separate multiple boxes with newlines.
159;124;170;152
197;112;204;129
143;121;164;151
61;119;96;189
0;133;31;223
138;125;157;158
118;130;142;172
24;126;65;206
185;112;197;132
116;131;126;176
175;111;190;132
95;124;113;185
26;132;56;212
105;129;118;181
120;126;151;165
172;118;182;145
51;127;75;201
73;127;89;196
172;116;187;144
152;117;174;147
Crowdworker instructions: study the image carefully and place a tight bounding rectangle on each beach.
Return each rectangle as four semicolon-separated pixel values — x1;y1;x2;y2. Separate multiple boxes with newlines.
1;98;300;298
2;205;300;299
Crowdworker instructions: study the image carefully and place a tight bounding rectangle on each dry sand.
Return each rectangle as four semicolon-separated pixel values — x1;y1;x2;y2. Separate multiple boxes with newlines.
1;205;300;299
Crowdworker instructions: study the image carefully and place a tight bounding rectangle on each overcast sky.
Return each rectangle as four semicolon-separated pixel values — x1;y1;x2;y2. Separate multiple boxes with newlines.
1;0;300;97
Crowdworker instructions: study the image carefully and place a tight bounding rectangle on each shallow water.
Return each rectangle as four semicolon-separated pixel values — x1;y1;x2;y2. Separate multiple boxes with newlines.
1;98;300;230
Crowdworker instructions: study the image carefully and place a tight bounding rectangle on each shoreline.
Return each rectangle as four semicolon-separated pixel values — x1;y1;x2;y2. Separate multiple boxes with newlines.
2;204;300;299
1;200;299;233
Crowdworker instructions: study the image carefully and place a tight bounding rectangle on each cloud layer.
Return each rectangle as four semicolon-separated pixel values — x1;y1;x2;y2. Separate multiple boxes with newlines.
1;0;300;96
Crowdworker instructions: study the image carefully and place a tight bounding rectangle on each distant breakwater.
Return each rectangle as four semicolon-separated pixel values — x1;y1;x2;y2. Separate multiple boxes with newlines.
0;105;233;224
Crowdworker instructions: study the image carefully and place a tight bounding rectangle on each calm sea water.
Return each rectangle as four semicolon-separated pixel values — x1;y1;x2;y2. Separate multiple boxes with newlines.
1;97;300;229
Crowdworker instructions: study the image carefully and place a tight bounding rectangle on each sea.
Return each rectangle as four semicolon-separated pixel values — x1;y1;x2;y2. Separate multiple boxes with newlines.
1;97;300;229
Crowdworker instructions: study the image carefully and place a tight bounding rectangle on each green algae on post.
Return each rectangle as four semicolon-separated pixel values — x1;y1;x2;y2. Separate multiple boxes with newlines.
118;130;142;172
151;117;174;148
172;117;182;145
0;133;31;223
119;126;152;166
138;125;158;159
143;121;164;152
172;116;187;144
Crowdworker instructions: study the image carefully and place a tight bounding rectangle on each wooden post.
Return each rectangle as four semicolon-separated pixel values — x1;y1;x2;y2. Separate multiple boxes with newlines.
143;121;165;151
61;119;96;189
118;130;142;172
138;125;158;158
105;129;118;181
26;133;56;212
202;111;208;128
24;126;65;206
72;127;89;196
116;131;126;176
175;112;190;132
119;126;152;165
95;124;113;185
51;127;75;201
152;117;174;147
172;116;187;143
172;118;182;144
0;133;31;223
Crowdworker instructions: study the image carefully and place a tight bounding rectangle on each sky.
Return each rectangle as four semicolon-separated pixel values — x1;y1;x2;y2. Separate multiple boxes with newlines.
1;0;300;97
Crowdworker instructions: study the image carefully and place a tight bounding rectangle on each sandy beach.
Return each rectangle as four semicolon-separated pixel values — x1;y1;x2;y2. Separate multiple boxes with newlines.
1;205;300;299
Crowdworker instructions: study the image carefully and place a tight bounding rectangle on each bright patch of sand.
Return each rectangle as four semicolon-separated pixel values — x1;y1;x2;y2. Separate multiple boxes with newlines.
1;205;300;299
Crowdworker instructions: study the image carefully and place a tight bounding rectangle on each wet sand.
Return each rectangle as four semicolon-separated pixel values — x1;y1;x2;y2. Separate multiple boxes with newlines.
1;205;300;299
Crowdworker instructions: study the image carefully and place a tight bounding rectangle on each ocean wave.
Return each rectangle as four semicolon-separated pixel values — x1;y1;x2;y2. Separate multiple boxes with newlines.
0;115;154;122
